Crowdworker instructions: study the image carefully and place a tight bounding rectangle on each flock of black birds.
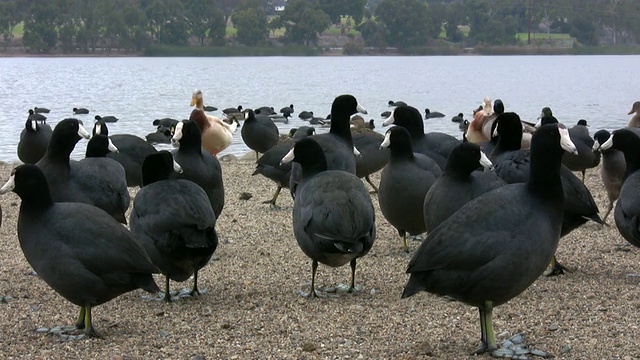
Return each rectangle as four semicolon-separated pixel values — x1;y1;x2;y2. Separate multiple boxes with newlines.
5;94;640;357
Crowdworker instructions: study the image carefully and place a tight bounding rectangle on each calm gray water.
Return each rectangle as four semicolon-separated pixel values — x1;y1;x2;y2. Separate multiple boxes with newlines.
1;55;638;162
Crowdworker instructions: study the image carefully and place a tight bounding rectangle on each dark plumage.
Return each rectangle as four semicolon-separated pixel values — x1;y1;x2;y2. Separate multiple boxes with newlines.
593;129;625;223
255;106;276;115
18;117;52;164
34;107;50;113
289;95;367;197
352;126;389;193
600;129;640;247
73;107;89;114
145;128;173;145
378;126;442;251
280;104;294;117
222;105;243;116
402;124;577;355
130;151;218;302
283;138;376;298
80;134;130;220
28;109;47;123
36;118;129;224
539;117;601;182
252;126;315;207
491;116;603;276
424;108;445;118
424;142;506;233
94;115;118;123
171;119;225;219
93;119;157;187
388;100;407;107
298;110;313;120
0;164;159;337
451;113;464;123
383;105;461;169
241;109;280;160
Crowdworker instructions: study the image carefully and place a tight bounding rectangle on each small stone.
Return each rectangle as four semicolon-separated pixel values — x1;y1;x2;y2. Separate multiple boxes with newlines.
369;288;376;296
530;349;550;357
586;292;596;299
155;311;165;316
239;192;252;200
221;323;231;329
509;333;525;344
548;323;559;331
501;340;514;349
560;345;571;354
159;329;169;338
35;327;49;333
415;341;434;356
302;342;316;352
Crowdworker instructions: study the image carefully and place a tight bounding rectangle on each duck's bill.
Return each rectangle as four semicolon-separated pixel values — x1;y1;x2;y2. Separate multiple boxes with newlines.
78;124;91;139
382;111;395;126
280;147;294;165
600;134;613;151
379;130;391;149
108;138;119;153
0;174;15;194
173;159;183;173
558;124;578;155
479;151;493;170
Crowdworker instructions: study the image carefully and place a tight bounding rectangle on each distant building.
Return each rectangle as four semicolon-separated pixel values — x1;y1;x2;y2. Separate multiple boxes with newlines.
274;0;287;12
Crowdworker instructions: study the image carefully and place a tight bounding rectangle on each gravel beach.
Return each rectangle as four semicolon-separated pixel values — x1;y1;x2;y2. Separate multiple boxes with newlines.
0;157;638;359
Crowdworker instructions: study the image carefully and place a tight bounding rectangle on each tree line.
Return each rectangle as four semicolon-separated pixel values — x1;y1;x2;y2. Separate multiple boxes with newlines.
0;0;639;54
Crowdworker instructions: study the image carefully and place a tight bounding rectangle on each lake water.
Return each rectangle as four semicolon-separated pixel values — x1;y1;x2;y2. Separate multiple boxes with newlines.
1;55;638;162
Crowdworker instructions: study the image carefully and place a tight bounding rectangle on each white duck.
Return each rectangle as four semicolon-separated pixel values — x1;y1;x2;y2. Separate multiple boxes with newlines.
190;89;238;156
465;96;493;144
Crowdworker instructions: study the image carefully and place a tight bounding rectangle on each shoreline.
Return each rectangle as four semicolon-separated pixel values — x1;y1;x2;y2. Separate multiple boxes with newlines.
3;45;640;58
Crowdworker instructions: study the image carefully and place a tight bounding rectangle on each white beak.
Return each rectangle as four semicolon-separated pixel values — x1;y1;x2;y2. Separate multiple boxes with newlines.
173;159;183;173
479;151;493;170
171;121;184;147
379;131;391;149
280;147;294;165
559;126;578;155
356;103;368;115
107;138;119;153
78;124;91;139
383;111;396;126
0;174;15;194
600;135;613;151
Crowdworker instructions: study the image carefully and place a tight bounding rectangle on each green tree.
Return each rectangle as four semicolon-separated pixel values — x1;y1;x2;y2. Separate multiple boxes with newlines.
357;18;387;49
0;0;19;47
22;1;58;53
207;8;227;45
122;5;150;50
317;0;367;25
232;7;268;46
463;0;517;46
277;0;331;46
375;0;439;47
185;0;219;46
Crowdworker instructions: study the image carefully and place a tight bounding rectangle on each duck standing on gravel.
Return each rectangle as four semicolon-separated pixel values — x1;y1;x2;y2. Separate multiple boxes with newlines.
282;138;376;298
403;124;577;358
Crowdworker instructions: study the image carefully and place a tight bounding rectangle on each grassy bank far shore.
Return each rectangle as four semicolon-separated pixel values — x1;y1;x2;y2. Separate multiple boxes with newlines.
2;44;640;57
